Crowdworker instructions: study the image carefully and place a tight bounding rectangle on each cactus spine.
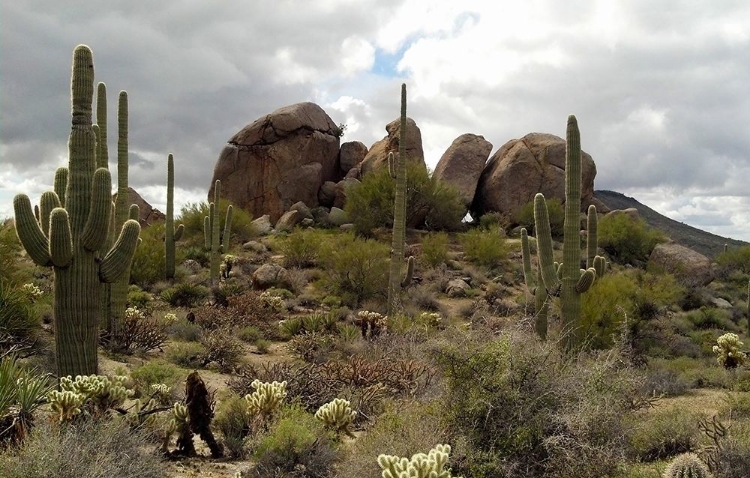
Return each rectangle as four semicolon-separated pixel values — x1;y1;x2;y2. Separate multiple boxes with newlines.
204;180;232;286
387;84;413;317
165;154;184;279
520;228;548;340
12;45;140;377
533;115;597;350
663;453;713;478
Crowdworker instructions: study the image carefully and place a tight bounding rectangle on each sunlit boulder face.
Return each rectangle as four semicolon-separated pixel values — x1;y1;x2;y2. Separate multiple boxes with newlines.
210;102;341;223
433;133;493;211
471;132;597;218
359;117;426;175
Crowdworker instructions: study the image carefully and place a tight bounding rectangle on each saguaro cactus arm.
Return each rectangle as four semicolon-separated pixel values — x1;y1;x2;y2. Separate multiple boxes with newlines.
533;193;561;293
40;191;62;238
81;169;113;251
54;168;69;206
100;220;141;283
13;194;52;266
586;204;598;268
400;256;415;288
49;208;73;268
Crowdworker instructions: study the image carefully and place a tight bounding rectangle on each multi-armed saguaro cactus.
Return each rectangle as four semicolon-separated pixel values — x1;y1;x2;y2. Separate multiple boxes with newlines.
520;228;549;340
13;45;140;377
533;115;597;350
165;154;184;279
387;84;415;317
585;204;608;277
204;179;232;286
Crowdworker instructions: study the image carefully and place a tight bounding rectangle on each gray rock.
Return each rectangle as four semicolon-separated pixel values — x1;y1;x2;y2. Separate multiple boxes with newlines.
290;201;313;220
251;215;273;235
252;263;290;290
275;210;304;232
328;207;349;226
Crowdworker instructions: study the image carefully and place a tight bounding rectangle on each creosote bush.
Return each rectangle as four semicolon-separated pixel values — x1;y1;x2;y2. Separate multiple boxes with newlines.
421;232;450;268
598;213;665;265
516;197;564;237
179;200;256;245
458;226;510;269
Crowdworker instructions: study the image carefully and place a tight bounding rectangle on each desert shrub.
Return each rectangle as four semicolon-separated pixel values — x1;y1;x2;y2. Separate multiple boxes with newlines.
686;307;738;331
200;330;244;372
515;197;564;237
334;400;450;478
421;232;449;268
167;319;203;342
0;281;39;350
716;244;750;275
345;163;464;235
318;233;389;305
458;226;510;269
0;355;53;445
580;270;683;350
251;405;339;477
713;438;750;478
129;223;166;288
478;211;512;231
278;228;325;268
0;418;167;478
167;341;207;369
255;339;271;354
110;307;167;354
211;280;246;307
214;393;251;458
161;283;209;307
0;220;24;285
130;360;184;397
182;245;210;267
598;213;665;265
288;332;335;363
126;286;151;309
437;331;643;478
179;199;256;245
641;367;691;397
625;407;699;461
238;326;263;343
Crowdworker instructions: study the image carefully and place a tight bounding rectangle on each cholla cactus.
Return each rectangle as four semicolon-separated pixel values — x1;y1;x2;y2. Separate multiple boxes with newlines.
21;283;43;301
58;374;133;413
419;312;442;327
378;444;462;478
244;380;287;419
663;452;713;478
356;310;388;338
150;383;172;405
220;254;236;280
260;291;284;312
124;306;145;321
315;398;357;437
48;390;85;422
163;312;178;325
712;333;747;369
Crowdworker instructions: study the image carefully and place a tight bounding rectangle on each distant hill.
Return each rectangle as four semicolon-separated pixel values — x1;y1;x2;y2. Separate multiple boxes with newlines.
594;190;747;259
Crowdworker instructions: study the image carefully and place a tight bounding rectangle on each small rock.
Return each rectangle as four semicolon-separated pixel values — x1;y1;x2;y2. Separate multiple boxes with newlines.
252;264;290;289
445;278;470;297
290;201;313;220
242;241;267;253
251;215;273;235
181;259;201;273
275;210;304;232
328;207;349;226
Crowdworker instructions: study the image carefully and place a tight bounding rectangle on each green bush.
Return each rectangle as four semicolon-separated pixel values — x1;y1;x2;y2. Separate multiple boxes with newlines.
516;198;564;237
319;233;389;305
598;213;665;265
345;163;465;235
252;405;339;477
478;211;512;232
129;223;166;288
126;287;151;309
179;200;256;246
421;232;449;268
213;394;251;458
278;228;324;268
130;360;185;397
458;226;510;269
716;244;750;275
167;342;207;369
0;220;24;284
625;407;699;461
0;418;168;478
0;281;39;349
161;283;209;307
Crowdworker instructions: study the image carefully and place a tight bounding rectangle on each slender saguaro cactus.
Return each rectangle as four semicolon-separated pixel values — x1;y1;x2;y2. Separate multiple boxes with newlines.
95;82;115;329
12;45;140;377
165;154;184;279
585;204;608;277
204;180;232;286
520;228;549;340
387;84;413;317
533;115;597;350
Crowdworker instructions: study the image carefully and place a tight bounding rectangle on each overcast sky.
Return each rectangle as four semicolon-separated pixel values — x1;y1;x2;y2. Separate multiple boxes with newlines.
2;1;750;241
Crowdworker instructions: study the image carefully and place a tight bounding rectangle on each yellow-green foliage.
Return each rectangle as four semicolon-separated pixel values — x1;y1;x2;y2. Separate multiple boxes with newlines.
598;213;665;264
663;453;712;478
49;374;133;421
245;380;287;419
716;244;750;275
378;444;462;478
129;223;166;287
0;281;40;346
278;228;326;268
421;232;449;268
580;270;683;349
345;163;465;235
458;226;510;269
319;233;389;305
315;398;357;437
713;333;747;369
516;198;564;237
179;200;255;245
0;220;25;284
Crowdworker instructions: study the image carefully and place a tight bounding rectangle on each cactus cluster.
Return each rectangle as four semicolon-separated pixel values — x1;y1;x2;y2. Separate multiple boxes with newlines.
12;45;140;377
712;332;747;369
378;444;462;478
663;453;713;478
204;179;233;286
532;115;601;349
315;398;357;437
387;83;415;316
48;373;133;421
165;153;184;279
244;379;287;419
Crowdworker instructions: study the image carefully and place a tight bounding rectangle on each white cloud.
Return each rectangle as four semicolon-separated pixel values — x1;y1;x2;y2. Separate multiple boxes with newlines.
340;36;376;77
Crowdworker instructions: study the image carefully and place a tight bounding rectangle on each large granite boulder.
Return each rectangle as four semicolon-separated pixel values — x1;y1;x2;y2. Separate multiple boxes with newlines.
339;141;368;174
433;134;493;208
113;187;165;226
648;243;714;286
472;133;597;218
210;103;341;223
359;117;425;175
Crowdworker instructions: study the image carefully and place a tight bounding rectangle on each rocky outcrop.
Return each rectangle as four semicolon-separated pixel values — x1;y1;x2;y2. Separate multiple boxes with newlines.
359;117;425;175
252;263;290;290
648;243;714;286
605;208;640;221
113;187;165;226
339;141;368;174
433;134;493;208
472;133;597;218
210;102;341;223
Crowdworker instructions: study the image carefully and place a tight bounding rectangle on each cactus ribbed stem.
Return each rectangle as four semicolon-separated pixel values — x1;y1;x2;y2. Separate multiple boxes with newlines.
203;180;231;286
521;228;548;340
165;153;182;279
388;84;409;316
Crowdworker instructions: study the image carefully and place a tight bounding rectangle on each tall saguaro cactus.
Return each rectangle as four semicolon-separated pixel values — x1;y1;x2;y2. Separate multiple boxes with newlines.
533;115;597;350
165;154;184;279
520;228;549;340
204;180;232;286
12;45;140;377
387;84;413;317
